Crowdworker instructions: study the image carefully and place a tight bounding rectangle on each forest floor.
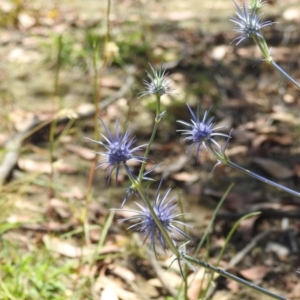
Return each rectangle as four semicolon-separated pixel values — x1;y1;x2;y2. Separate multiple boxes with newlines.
1;0;300;299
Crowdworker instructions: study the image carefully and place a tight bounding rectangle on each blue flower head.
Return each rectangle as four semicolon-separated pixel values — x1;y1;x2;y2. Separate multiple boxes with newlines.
230;0;274;45
177;104;229;162
119;182;190;254
139;63;175;98
86;118;147;184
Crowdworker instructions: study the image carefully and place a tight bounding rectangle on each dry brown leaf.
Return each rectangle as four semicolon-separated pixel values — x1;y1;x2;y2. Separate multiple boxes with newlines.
18;158;52;173
270;111;299;126
100;78;122;89
94;276;139;300
109;265;136;282
239;265;270;281
211;45;229;60
165;11;196;21
252;134;268;148
18;12;36;29
101;286;119;300
187;268;217;300
283;8;300;21
265;242;290;260
43;235;120;257
76;103;95;115
61;186;85;200
253;157;294;179
226;280;239;294
270;135;293;146
49;198;72;219
64;144;96;160
0;133;8;146
294;164;300;178
289;281;300;299
43;235;94;258
172;171;198;182
18;158;77;174
238;216;260;240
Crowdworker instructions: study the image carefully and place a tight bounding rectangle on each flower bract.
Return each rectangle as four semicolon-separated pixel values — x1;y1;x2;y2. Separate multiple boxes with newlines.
86;119;147;183
177;104;229;162
139;63;175;98
119;183;190;254
230;0;274;45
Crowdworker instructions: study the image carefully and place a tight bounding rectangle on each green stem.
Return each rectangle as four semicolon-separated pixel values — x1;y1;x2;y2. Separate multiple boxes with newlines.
252;35;300;89
138;93;161;181
125;164;180;258
252;35;272;62
183;256;287;300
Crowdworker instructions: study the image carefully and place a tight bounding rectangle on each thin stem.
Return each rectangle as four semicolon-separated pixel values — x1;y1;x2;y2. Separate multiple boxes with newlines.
125;164;180;258
183;256;288;300
227;160;300;198
206;141;300;198
270;61;300;90
252;35;300;90
49;34;63;199
252;35;271;61
138;93;161;181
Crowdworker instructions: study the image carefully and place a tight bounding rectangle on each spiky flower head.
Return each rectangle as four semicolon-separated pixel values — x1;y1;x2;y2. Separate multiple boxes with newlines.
177;104;229;162
119;182;190;253
138;63;175;98
230;0;274;45
86;118;147;183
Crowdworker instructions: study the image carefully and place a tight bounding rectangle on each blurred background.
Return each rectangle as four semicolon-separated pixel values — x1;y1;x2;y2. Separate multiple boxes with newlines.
0;0;300;299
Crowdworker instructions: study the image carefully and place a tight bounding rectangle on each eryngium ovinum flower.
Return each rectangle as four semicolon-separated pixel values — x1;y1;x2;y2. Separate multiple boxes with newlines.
177;104;229;162
86;118;147;183
138;63;175;98
230;0;274;45
119;183;190;255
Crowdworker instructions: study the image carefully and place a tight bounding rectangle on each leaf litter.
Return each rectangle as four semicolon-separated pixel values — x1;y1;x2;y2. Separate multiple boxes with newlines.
0;0;300;299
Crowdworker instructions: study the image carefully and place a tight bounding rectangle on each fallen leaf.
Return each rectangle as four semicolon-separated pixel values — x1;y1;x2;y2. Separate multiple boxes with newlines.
252;134;268;148
100;78;122;89
171;171;198;182
265;242;290;260
289;281;300;299
43;235;121;257
227;280;239;293
18;158;77;174
187;268;217;300
270;111;299;126
101;286;119;300
76;103;95;116
294;164;300;177
18;158;51;173
253;157;294;179
211;45;229;60
270;135;293;146
64;144;96;160
109;265;136;282
49;198;72;218
43;235;94;258
283;8;300;21
239;265;270;281
18;12;36;29
237;216;260;240
61;187;85;199
94;276;139;300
